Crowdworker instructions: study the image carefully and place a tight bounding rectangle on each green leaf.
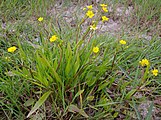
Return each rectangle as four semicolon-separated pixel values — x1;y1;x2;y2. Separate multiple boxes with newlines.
24;98;35;107
17;40;27;61
95;102;119;107
65;57;72;77
145;102;154;120
27;91;52;118
65;43;73;76
125;89;137;100
68;104;88;118
132;98;141;120
53;58;58;70
98;82;109;91
73;53;80;74
88;104;98;110
72;89;84;102
87;96;94;101
46;72;53;82
113;112;119;118
86;71;97;87
30;81;46;88
40;54;62;85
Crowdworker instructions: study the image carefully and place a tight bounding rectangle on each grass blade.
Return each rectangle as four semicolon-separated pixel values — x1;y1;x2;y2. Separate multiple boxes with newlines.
145;102;154;120
27;91;52;118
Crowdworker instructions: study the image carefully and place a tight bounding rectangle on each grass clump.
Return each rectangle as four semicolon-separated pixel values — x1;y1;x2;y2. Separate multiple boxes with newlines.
0;1;161;120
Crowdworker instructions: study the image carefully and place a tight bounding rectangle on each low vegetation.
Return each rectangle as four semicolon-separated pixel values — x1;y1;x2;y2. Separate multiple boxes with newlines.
0;0;161;119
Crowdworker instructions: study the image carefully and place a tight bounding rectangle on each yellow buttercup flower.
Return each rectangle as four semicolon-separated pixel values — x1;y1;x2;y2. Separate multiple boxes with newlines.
102;16;109;22
7;46;17;53
139;59;150;67
87;5;93;9
151;68;158;76
93;47;99;53
86;10;94;18
38;17;43;22
119;40;126;45
102;7;108;12
50;35;58;42
100;4;108;7
90;24;97;30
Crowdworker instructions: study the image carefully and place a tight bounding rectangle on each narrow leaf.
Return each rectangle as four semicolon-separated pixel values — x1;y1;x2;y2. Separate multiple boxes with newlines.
72;89;84;102
24;98;35;107
132;98;141;120
41;55;62;85
145;102;154;120
68;104;88;118
95;102;120;107
98;82;109;91
125;89;137;100
27;91;52;118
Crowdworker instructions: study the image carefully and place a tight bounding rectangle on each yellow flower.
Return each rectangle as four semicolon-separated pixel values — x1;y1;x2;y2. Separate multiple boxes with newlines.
102;16;109;22
7;46;17;53
93;47;99;53
119;40;126;45
86;10;94;18
90;24;97;30
151;68;158;76
50;35;58;42
139;59;150;67
102;7;108;12
87;5;93;9
100;4;108;7
38;17;43;22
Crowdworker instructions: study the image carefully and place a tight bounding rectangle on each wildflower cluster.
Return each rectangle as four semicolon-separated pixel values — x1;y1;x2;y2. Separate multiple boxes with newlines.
81;3;110;53
84;4;109;22
139;58;159;76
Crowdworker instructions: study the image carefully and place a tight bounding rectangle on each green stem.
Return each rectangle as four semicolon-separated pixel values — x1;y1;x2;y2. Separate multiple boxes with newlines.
76;17;87;43
56;46;63;72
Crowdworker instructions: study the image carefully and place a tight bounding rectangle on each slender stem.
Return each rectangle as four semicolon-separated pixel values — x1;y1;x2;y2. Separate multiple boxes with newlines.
111;51;117;71
81;27;90;41
56;46;63;72
76;17;87;43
